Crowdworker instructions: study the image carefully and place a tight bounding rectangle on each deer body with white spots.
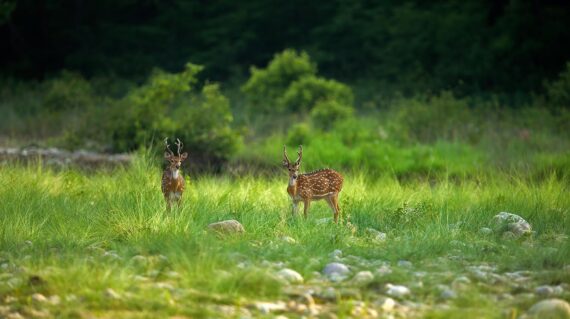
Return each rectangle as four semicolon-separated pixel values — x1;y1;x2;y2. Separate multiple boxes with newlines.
161;138;188;211
283;145;344;223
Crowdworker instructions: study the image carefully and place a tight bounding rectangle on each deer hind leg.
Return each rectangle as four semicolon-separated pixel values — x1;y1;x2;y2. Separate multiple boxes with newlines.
291;201;298;217
330;194;340;223
303;199;311;219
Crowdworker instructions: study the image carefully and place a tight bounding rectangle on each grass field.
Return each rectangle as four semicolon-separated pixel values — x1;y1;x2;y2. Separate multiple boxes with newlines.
0;157;569;318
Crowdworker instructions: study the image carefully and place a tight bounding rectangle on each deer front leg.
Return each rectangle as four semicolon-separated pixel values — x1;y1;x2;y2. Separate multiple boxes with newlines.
303;199;311;219
331;194;340;223
291;200;298;217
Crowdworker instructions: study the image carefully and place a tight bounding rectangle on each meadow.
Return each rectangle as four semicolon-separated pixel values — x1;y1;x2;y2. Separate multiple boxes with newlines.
0;155;568;318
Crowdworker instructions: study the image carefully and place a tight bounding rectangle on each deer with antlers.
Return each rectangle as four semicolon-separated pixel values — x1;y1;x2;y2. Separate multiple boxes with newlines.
283;145;344;223
161;138;188;211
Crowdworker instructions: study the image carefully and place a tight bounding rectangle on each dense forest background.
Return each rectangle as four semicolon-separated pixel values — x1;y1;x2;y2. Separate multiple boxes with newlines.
2;0;570;96
1;0;569;176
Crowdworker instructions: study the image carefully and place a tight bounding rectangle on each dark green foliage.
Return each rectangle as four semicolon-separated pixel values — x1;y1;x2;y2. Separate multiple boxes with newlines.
43;71;95;111
280;76;353;113
310;99;354;130
545;62;570;109
3;1;570;97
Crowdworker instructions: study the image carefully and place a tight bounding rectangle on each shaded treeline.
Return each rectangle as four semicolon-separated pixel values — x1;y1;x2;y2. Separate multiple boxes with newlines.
2;0;570;96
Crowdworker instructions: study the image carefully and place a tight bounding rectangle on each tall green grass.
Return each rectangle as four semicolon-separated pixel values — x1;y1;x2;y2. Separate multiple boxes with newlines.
0;157;568;318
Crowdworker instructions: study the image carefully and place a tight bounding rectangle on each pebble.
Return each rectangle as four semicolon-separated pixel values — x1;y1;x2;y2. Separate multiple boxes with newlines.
104;288;121;300
375;265;393;276
526;298;570;318
397;260;413;268
479;227;493;235
276;268;304;284
31;293;47;303
377;297;397;311
352;271;374;285
208;220;245;235
385;284;411;298
440;288;457;299
323;262;350;277
254;301;287;314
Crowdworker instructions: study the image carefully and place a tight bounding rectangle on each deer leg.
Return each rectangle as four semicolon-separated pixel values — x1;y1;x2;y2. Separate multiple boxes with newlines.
291;201;298;217
331;194;340;223
303;199;311;219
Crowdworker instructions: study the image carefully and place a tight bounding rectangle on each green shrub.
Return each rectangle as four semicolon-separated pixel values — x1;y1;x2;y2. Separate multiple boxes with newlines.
286;122;312;146
310;99;354;130
43;71;95;111
392;91;476;143
545;61;570;109
241;49;316;112
279;76;354;113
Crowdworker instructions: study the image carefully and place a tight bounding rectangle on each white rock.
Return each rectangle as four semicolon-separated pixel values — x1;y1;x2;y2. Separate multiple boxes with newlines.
276;268;304;284
255;301;287;314
377;297;397;311
526;298;570;318
323;262;350;277
207;220;245;235
31;293;47;303
492;212;532;238
352;271;374;285
385;284;410;298
104;288;121;300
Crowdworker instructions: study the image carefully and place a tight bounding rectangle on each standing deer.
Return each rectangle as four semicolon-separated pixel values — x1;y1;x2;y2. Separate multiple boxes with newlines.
283;145;344;223
161;138;188;211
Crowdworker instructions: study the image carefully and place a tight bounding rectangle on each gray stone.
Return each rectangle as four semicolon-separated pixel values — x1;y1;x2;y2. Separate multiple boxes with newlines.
479;227;493;235
397;260;413;268
276;269;304;284
440;288;457;299
526;299;570;319
208;220;245;235
323;262;350;277
536;285;555;296
352;271;374;285
330;249;343;259
385;283;411;298
492;212;532;238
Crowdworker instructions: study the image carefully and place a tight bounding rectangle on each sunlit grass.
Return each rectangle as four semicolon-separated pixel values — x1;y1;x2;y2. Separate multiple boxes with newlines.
0;158;568;318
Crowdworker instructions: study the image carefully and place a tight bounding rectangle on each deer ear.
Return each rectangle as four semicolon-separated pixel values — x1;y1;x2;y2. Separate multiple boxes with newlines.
164;152;172;159
180;152;188;160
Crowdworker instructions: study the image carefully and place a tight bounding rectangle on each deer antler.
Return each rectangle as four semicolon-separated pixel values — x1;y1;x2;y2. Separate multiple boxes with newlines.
175;138;183;156
295;145;303;165
164;138;175;156
283;145;291;166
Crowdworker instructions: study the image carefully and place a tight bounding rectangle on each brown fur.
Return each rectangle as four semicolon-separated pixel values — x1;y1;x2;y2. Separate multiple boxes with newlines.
283;146;344;223
161;138;188;211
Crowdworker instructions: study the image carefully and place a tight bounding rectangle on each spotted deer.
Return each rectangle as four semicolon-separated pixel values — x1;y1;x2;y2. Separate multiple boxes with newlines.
161;138;188;211
283;145;344;223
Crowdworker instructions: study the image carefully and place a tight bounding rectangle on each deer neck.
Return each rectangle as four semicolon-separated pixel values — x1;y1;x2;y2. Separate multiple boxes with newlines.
170;168;180;180
287;175;300;197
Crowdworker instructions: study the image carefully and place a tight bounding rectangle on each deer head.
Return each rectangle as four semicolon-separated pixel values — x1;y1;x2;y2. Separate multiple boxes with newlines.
164;138;188;171
283;145;302;182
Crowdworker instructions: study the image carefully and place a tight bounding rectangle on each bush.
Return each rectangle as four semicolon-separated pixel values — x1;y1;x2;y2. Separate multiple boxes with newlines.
279;76;354;113
286;122;312;146
310;99;354;130
391;92;476;143
43;71;95;111
545;61;570;109
241;49;316;112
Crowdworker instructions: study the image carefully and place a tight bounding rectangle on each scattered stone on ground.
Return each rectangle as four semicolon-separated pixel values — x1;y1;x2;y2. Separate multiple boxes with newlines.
385;284;411;298
207;220;245;235
437;285;457;300
276;268;304;284
31;293;47;303
375;297;397;311
330;249;343;259
492;212;532;238
366;228;387;242
535;285;564;297
253;301;287;314
323;262;350;278
525;298;570;319
479;227;493;235
352;271;374;285
375;265;392;276
397;260;413;268
104;288;121;300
